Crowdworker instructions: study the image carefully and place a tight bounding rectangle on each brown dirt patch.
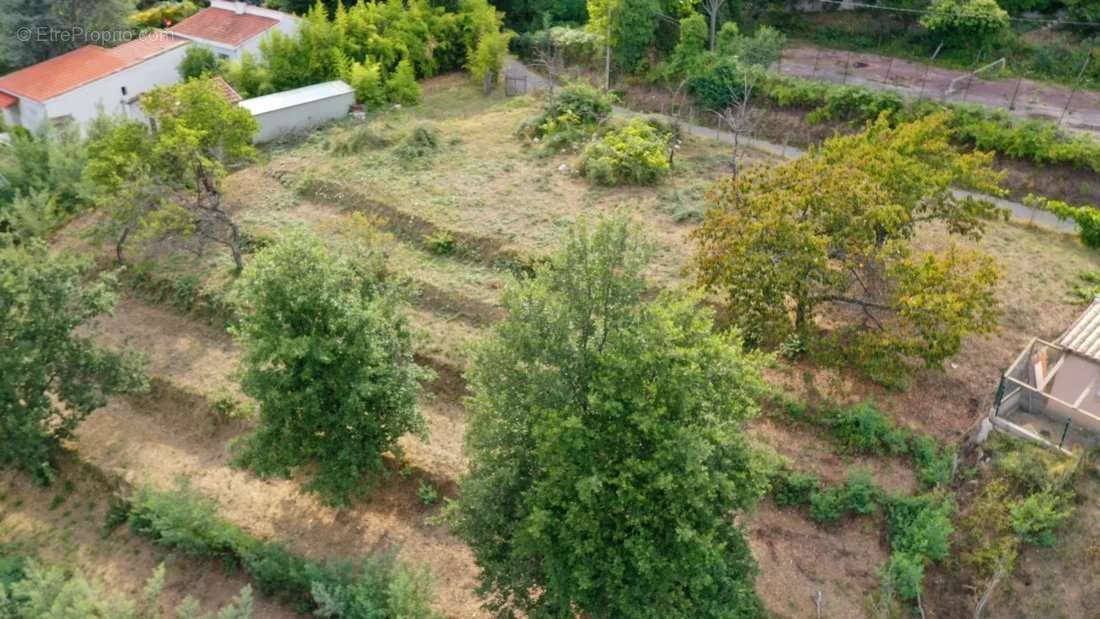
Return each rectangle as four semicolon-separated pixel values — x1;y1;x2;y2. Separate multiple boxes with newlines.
746;503;885;618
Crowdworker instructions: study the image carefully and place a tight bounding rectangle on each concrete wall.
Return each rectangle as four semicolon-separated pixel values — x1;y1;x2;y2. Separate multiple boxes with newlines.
39;43;189;130
249;91;355;143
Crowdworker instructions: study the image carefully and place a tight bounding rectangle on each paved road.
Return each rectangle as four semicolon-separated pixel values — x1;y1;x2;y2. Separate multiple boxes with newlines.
778;44;1100;137
504;59;1077;233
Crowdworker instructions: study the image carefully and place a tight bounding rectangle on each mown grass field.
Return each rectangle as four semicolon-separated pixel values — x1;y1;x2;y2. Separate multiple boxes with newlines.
5;73;1100;618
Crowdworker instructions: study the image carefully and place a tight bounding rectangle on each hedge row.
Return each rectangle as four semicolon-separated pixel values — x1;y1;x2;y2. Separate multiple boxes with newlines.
689;65;1100;173
122;483;438;618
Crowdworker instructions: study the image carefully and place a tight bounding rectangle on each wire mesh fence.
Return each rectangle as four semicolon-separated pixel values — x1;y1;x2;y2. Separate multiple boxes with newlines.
775;44;1100;136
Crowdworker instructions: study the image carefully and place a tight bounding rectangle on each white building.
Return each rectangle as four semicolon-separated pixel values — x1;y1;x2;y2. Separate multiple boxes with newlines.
0;33;191;130
239;81;355;143
170;0;300;61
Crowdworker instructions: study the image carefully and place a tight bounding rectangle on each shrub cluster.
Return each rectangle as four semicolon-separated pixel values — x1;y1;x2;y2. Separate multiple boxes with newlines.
517;82;614;151
682;60;1100;173
220;0;507;107
1025;194;1100;248
124;483;438;617
882;494;955;601
580;117;673;186
769;467;881;524
957;436;1078;586
0;545;253;618
773;398;956;491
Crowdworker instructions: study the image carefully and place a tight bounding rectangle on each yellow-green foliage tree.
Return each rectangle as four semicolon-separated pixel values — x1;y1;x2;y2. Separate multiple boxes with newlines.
694;113;1005;386
85;78;258;271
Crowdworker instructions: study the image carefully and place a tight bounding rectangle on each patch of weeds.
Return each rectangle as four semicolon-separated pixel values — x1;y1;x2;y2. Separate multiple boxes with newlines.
777;332;806;360
394;124;441;162
207;386;253;422
670;206;701;223
771;470;821;507
417;481;439;506
101;497;131;538
331;124;391;155
806;469;883;524
424;230;456;256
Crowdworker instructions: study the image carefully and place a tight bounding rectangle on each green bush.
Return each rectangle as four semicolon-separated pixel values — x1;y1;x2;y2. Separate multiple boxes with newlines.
394;124;441;160
808;486;847;523
843;470;880;515
882;551;925;602
772;470;821;507
825;402;908;456
909;435;955;490
886;494;955;562
882;494;955;602
580;118;672;186
517;81;613;151
1026;194;1100;249
126;483;439;617
128;482;245;566
1010;492;1073;546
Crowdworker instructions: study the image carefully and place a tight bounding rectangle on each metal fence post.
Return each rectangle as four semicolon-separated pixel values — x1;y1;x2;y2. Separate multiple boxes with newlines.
1059;417;1072;448
1059;49;1092;127
993;375;1006;417
842;50;852;84
812;47;822;77
917;42;944;102
884;57;895;83
1009;76;1023;111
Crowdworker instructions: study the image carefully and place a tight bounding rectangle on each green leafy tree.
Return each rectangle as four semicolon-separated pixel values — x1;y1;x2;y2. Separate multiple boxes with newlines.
920;0;1009;48
0;241;147;481
231;230;427;506
694;114;1005;386
85;78;258;271
178;45;219;80
455;216;769;618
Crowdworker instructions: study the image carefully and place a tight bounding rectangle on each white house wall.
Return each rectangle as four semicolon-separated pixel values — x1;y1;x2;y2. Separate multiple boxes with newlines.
42;43;190;129
249;92;355;143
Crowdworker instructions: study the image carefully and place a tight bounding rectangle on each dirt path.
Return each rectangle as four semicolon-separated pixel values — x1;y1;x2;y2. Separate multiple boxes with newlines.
778;43;1100;137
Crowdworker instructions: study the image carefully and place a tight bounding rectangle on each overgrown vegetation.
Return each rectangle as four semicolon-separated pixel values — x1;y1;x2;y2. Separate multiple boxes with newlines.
580;117;673;185
957;435;1080;592
517;81;613;152
0;545;254;618
219;0;508;105
122;482;438;617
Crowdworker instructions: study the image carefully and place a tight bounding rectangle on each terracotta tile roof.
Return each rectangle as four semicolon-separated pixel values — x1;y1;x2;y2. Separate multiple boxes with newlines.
0;46;127;103
107;32;189;63
0;91;16;108
211;76;242;104
170;7;279;47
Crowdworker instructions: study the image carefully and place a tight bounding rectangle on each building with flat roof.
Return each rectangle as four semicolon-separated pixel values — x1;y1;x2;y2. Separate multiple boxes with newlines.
993;298;1100;452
